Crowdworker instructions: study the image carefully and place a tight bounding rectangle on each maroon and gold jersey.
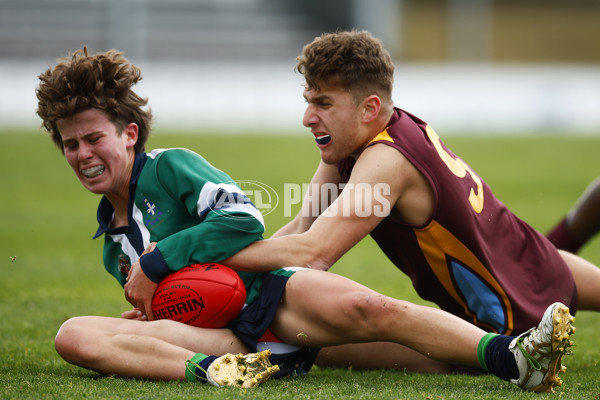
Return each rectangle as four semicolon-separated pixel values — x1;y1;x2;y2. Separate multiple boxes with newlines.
337;108;576;335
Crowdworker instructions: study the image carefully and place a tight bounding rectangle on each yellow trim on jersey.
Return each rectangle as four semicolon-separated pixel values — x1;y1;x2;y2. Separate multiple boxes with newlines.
368;129;394;145
414;220;514;335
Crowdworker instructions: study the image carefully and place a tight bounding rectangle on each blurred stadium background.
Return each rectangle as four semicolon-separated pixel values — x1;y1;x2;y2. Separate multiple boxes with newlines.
1;0;599;134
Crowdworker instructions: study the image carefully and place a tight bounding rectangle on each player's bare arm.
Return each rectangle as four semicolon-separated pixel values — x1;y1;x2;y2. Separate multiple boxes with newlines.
226;143;433;271
271;160;342;238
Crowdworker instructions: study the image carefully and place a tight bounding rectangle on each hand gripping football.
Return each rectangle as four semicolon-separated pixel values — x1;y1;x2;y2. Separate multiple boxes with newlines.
151;263;246;328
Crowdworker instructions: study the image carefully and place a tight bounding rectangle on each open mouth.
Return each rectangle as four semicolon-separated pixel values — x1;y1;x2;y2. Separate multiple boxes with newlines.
82;165;105;178
314;134;331;146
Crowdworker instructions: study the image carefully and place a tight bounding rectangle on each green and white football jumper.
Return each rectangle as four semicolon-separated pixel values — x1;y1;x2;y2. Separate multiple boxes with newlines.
95;148;284;304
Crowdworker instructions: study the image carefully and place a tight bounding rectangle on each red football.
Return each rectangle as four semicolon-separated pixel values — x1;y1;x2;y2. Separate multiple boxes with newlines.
151;263;246;328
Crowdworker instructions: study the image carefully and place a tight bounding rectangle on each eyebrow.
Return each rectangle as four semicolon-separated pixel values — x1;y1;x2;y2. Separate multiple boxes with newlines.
304;93;333;103
62;131;103;145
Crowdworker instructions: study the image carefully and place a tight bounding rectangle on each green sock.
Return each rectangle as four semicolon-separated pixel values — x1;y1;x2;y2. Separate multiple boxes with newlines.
476;333;499;372
184;353;209;382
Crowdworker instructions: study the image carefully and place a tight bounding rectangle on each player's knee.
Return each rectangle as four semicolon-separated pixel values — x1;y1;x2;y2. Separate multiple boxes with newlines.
55;316;99;365
344;292;408;337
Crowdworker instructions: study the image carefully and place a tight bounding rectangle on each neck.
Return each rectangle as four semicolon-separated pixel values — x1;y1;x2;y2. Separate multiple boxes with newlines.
106;153;135;228
350;107;395;160
376;105;395;132
106;191;130;229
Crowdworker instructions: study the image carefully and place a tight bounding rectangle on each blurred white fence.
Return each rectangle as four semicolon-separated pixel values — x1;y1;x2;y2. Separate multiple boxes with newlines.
2;61;599;135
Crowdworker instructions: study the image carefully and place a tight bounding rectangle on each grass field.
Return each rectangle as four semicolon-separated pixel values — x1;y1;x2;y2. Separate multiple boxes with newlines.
1;130;599;399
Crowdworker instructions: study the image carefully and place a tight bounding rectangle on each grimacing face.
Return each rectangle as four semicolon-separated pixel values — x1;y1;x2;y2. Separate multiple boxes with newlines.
57;108;138;199
302;85;372;164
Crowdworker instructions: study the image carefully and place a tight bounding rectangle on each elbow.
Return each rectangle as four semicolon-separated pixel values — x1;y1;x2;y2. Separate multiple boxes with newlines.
296;237;338;271
307;258;334;271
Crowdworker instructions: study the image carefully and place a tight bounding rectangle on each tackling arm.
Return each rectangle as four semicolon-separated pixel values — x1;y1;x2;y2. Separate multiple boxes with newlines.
271;160;342;237
225;145;420;272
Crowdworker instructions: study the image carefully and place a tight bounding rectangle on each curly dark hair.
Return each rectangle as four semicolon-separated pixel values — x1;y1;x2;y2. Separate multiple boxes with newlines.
296;30;394;106
36;47;152;153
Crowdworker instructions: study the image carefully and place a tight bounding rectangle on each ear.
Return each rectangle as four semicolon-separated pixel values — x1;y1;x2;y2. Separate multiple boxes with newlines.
361;95;381;123
124;123;139;149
